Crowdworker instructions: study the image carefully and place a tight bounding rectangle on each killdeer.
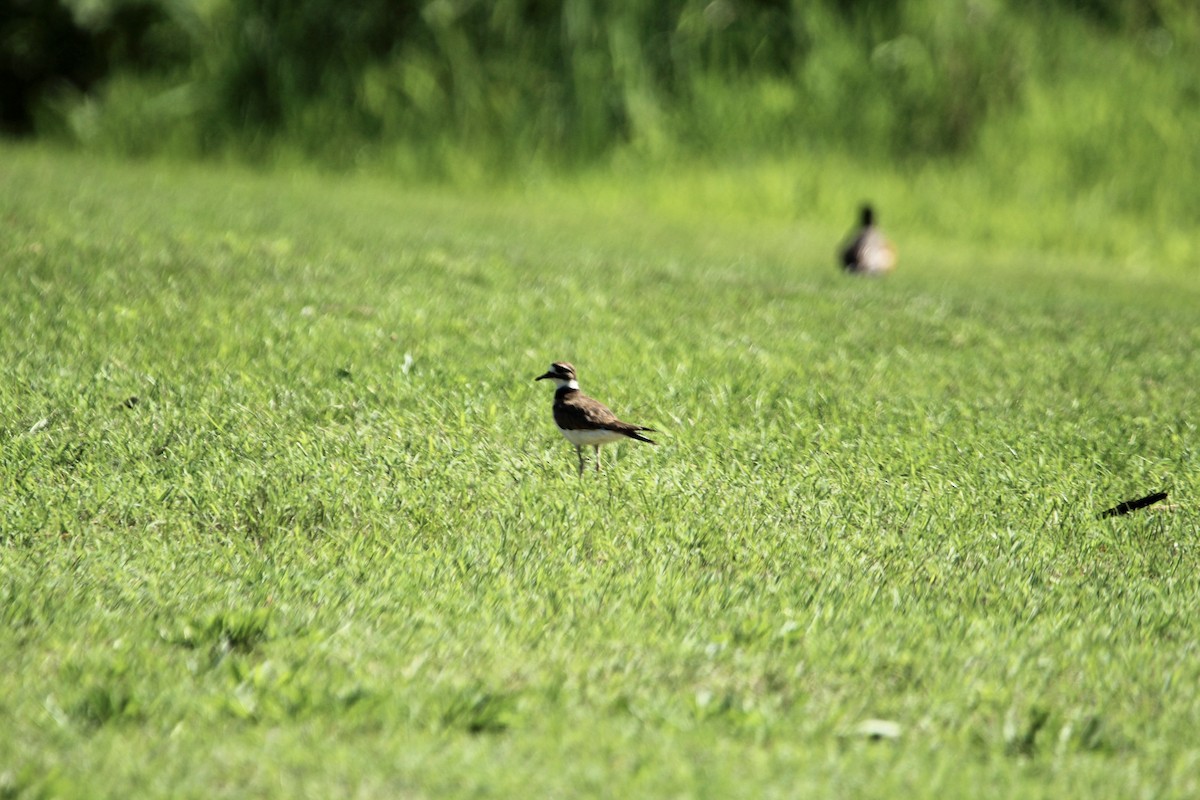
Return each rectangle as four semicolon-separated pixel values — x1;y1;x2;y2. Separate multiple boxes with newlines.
840;204;897;275
535;361;656;476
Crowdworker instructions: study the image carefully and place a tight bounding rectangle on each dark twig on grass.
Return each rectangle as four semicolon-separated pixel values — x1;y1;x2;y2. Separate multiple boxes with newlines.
1098;491;1168;518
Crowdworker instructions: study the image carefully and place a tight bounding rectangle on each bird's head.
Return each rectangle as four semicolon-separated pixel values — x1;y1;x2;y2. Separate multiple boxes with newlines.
536;361;579;389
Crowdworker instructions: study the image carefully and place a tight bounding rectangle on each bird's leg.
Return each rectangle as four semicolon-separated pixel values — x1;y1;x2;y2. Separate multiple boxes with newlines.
576;445;585;477
594;446;602;473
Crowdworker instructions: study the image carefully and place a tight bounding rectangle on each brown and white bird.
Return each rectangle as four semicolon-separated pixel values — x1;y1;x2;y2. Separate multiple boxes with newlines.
840;204;896;275
535;361;656;476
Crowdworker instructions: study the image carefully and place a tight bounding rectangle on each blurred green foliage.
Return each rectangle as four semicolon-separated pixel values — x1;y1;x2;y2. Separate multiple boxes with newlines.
196;0;1031;164
3;0;1198;185
0;0;199;133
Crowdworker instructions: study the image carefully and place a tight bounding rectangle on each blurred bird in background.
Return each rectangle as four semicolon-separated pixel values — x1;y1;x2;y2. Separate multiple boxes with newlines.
840;204;896;275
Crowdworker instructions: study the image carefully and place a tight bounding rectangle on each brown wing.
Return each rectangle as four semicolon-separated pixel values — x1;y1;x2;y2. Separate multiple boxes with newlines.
555;393;621;430
841;229;868;269
556;393;656;442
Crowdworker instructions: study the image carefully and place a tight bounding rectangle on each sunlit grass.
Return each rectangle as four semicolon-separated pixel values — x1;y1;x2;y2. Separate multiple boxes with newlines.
1;146;1198;798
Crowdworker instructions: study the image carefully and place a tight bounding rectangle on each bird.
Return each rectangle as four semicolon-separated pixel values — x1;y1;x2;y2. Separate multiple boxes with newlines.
535;361;656;476
840;204;896;275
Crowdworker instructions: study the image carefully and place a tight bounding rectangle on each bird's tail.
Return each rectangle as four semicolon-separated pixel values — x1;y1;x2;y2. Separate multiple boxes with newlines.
624;426;657;445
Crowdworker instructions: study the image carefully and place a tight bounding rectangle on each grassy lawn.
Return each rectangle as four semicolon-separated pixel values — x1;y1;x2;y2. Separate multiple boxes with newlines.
1;145;1198;798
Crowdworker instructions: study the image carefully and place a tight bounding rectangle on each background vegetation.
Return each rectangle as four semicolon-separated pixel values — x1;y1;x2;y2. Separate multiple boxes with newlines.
6;0;1197;264
2;1;1194;165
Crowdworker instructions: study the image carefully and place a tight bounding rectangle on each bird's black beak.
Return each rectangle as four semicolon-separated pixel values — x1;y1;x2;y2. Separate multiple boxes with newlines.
535;371;554;381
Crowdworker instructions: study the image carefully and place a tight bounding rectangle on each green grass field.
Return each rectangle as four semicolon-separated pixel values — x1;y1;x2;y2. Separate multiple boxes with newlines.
2;145;1198;798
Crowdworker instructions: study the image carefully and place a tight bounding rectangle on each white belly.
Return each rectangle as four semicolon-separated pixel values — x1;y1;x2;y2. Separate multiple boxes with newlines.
559;427;627;446
860;239;896;274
